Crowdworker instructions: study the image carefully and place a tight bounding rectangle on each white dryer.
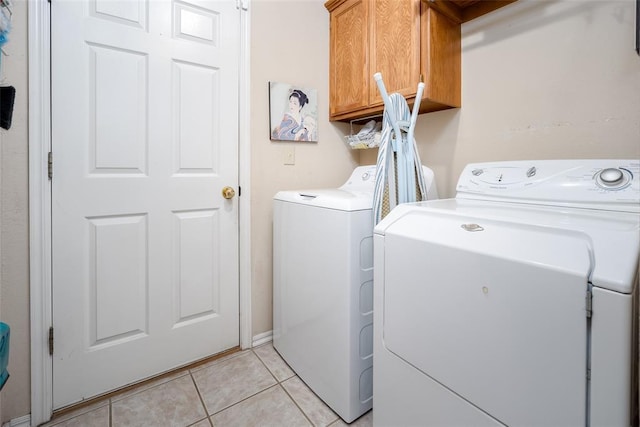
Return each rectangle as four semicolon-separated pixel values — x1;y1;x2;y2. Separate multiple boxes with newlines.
373;160;639;426
273;165;438;422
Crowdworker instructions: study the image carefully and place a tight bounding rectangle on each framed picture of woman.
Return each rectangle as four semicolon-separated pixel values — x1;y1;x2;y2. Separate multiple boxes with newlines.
269;82;318;142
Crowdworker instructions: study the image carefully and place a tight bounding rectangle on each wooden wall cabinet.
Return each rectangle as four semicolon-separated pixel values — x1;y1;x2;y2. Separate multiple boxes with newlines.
325;0;462;122
324;0;516;122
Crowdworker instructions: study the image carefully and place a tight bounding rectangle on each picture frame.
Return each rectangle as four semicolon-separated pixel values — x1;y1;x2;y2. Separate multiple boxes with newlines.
269;82;318;142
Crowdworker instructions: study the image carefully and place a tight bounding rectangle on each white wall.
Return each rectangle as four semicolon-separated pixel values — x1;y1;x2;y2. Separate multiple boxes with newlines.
0;0;30;422
249;0;358;336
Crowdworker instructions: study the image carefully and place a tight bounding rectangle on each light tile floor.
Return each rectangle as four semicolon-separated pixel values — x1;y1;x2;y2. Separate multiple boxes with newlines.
43;344;373;427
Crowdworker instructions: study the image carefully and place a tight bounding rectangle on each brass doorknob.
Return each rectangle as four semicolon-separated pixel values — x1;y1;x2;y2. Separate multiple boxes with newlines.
222;186;235;199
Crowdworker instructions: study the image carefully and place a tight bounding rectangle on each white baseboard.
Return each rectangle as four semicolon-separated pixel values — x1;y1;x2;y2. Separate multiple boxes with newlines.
252;330;273;347
2;414;30;427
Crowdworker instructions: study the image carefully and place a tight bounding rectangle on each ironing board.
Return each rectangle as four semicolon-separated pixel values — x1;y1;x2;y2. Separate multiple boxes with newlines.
372;73;429;225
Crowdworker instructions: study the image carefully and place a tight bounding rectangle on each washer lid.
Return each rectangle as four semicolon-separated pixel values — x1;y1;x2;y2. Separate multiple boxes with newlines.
375;199;640;294
274;189;373;211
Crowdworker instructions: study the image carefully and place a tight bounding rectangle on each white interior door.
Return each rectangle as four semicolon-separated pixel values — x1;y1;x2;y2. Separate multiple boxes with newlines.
51;0;240;408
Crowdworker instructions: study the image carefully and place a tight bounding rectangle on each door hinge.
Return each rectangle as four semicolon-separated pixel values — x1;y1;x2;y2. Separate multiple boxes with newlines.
585;289;593;318
48;326;54;355
48;151;53;180
237;0;248;11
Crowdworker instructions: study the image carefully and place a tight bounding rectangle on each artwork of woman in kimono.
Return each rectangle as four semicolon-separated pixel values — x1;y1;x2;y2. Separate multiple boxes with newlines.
270;83;318;142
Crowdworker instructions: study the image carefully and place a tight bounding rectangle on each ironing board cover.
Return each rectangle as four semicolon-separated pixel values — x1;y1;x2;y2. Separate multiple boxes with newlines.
372;88;428;225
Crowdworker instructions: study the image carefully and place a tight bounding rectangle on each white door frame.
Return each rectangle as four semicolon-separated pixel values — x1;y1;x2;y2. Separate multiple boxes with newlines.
27;1;252;424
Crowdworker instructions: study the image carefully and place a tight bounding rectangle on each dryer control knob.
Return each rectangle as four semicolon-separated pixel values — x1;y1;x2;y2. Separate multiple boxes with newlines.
597;168;624;186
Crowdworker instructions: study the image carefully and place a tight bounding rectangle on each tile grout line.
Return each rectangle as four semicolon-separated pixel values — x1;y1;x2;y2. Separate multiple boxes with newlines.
188;369;214;427
251;347;281;385
190;350;280;421
279;378;322;427
252;347;296;384
253;347;332;427
212;382;285;419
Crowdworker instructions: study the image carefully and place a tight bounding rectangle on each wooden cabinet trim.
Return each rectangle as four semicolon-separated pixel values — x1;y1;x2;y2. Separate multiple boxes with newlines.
422;0;517;24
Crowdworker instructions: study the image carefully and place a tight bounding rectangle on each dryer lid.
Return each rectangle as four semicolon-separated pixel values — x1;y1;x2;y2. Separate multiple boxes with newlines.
380;211;591;425
375;199;639;294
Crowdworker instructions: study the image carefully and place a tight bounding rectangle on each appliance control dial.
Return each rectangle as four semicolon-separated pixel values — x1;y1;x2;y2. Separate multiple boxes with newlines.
595;167;631;190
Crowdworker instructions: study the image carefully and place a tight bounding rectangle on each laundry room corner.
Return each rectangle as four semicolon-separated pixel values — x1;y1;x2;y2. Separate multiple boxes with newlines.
249;0;359;341
410;0;640;198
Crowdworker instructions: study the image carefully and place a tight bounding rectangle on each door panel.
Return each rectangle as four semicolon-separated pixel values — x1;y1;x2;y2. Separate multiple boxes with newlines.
172;209;220;324
90;214;148;347
51;0;240;408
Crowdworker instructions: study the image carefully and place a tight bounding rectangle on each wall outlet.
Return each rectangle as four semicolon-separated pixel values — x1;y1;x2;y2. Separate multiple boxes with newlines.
283;146;295;165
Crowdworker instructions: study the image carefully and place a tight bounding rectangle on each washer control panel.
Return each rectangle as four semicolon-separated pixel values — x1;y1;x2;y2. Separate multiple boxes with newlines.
456;160;640;212
595;167;632;190
341;165;378;191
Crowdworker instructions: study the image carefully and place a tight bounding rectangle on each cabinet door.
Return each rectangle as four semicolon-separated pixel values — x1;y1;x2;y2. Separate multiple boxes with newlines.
420;4;461;109
329;0;370;117
369;0;421;105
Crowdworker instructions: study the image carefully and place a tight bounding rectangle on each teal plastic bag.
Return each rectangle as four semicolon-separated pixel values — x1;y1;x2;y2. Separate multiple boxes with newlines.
0;322;9;390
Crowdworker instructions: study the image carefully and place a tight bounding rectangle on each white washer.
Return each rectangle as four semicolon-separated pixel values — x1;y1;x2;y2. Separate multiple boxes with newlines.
273;165;437;422
373;159;639;426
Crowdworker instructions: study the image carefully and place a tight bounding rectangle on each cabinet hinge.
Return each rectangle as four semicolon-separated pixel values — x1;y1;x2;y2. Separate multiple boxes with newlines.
48;151;53;180
585;289;593;318
48;326;54;355
586;368;591;381
238;186;241;197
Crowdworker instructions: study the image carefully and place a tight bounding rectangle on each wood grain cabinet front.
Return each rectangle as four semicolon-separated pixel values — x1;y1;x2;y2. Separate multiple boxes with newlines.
325;0;516;122
325;0;461;122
